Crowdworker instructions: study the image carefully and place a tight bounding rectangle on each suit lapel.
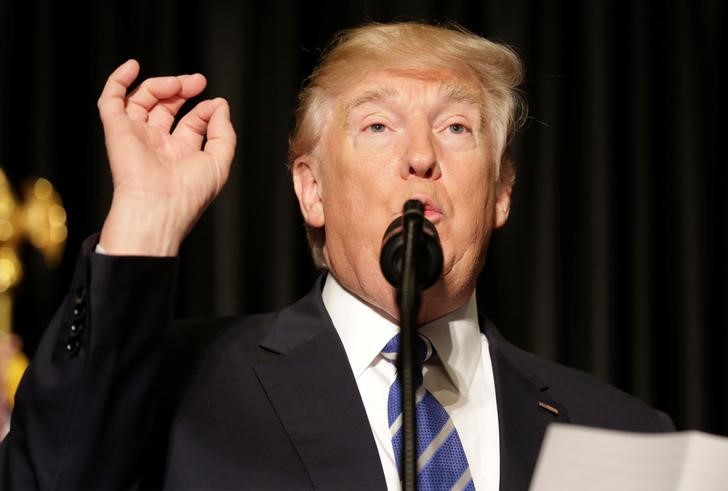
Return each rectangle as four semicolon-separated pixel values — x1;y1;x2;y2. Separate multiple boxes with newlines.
483;320;570;491
252;282;564;490
253;282;386;490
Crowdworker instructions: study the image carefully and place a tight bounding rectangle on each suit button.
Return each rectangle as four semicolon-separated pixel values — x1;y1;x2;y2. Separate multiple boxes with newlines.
65;340;81;357
73;305;86;319
70;322;84;335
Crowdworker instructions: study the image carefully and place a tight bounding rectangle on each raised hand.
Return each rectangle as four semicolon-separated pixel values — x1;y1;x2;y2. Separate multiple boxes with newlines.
97;60;236;256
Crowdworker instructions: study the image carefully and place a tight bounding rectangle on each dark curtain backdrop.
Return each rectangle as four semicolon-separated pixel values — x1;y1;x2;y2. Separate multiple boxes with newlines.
1;1;725;436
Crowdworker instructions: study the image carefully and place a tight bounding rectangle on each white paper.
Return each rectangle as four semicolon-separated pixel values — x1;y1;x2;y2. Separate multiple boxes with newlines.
530;423;728;491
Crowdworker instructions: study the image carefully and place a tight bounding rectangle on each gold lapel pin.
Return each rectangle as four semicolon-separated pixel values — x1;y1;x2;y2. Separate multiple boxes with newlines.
538;401;560;416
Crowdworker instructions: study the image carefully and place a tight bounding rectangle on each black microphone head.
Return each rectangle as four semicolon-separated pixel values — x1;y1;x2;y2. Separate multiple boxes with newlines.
403;199;424;216
380;200;443;290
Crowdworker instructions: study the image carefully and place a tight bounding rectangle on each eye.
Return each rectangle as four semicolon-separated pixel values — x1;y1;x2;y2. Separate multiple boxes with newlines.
448;123;467;134
367;123;387;133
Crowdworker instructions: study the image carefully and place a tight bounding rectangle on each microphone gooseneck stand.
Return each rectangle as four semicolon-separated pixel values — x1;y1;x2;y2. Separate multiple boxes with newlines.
380;200;443;491
398;204;422;491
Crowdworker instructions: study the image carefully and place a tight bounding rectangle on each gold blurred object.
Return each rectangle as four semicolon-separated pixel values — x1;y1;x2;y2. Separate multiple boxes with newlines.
22;178;68;267
0;247;21;294
0;168;67;407
1;330;25;407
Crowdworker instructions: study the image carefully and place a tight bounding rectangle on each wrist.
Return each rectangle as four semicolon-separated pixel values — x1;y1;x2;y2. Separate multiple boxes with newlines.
99;195;185;256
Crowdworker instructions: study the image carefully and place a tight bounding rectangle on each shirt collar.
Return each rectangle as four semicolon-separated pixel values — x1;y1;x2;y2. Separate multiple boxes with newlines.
322;274;482;395
322;275;400;379
419;294;481;396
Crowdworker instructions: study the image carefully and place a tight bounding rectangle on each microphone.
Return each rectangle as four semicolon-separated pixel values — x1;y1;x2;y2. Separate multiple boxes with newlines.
380;200;443;290
380;199;443;490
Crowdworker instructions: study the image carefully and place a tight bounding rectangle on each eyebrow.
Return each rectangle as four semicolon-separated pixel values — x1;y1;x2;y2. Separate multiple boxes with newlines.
440;83;484;107
342;82;486;128
343;85;399;121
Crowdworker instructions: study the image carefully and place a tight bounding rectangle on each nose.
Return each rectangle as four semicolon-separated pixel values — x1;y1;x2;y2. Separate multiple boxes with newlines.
401;124;441;180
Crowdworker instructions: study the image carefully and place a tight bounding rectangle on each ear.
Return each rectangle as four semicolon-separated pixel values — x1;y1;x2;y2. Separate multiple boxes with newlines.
493;180;512;229
292;155;325;228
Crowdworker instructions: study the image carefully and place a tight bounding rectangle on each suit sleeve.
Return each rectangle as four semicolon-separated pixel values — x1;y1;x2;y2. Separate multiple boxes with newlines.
0;236;179;490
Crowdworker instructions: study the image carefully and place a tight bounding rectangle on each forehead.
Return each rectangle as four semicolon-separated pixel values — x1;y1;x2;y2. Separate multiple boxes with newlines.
337;68;485;115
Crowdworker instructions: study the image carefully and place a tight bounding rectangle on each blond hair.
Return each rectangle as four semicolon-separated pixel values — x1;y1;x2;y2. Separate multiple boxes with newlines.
289;21;526;268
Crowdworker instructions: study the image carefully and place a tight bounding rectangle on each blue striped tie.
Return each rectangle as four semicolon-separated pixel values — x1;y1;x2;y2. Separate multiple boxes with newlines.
382;334;475;491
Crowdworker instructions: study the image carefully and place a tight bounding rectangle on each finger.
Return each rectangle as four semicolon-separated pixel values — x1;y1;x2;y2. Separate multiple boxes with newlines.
97;59;140;122
129;73;207;126
203;99;236;174
171;98;236;172
171;98;221;149
125;76;184;122
147;74;208;130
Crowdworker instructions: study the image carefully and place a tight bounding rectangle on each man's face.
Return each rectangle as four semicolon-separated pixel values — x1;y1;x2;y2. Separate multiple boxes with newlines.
293;68;511;323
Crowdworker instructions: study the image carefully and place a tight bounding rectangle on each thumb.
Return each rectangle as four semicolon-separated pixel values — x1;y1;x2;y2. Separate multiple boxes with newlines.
97;59;141;123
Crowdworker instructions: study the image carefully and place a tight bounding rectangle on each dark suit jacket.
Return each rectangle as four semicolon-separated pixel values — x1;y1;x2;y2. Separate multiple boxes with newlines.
0;239;673;490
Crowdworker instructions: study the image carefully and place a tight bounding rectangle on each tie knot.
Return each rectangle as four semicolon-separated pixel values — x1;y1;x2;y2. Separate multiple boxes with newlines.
381;333;433;364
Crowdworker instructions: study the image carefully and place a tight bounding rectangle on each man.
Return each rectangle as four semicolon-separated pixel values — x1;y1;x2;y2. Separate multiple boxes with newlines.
0;22;672;490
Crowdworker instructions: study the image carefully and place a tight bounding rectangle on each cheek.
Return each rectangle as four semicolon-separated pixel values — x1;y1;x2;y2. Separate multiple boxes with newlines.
331;142;398;195
451;164;492;210
322;159;386;231
446;163;494;245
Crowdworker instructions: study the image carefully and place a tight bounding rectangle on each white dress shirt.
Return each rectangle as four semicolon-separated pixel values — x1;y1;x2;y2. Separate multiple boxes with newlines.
322;275;500;490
